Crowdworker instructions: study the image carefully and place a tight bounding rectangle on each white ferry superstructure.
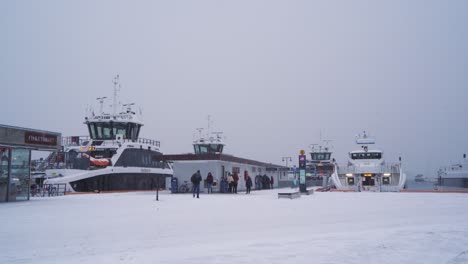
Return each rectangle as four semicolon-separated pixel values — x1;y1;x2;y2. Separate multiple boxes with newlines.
331;132;406;192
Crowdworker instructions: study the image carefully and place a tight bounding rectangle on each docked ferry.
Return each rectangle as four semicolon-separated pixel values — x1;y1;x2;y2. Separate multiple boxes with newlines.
331;132;406;192
306;142;336;189
437;154;468;188
44;76;173;192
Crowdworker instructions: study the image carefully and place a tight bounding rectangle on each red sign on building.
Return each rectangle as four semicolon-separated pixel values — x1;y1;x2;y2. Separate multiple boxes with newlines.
25;132;58;146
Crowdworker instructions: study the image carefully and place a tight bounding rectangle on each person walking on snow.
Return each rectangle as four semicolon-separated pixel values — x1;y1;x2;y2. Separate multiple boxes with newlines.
191;170;202;198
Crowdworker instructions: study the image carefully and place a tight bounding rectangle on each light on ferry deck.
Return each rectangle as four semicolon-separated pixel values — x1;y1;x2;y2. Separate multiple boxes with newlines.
345;173;353;177
383;173;391;176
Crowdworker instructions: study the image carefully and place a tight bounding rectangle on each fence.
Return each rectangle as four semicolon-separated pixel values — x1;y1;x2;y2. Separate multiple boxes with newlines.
31;183;67;197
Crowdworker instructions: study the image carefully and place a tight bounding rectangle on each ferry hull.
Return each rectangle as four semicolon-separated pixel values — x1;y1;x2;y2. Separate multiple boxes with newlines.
45;167;173;192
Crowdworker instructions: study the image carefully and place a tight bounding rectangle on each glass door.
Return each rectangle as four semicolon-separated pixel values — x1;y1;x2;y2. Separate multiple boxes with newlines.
9;149;31;201
0;147;9;202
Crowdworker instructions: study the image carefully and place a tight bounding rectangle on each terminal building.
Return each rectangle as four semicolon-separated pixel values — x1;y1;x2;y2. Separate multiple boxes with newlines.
160;130;287;193
0;124;61;202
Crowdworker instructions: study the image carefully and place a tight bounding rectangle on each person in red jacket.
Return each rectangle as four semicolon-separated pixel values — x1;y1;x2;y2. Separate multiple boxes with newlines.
232;172;239;194
206;172;214;194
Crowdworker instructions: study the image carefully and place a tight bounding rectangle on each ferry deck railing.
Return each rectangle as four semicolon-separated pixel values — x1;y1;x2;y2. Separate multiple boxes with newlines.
337;163;401;175
62;136;160;148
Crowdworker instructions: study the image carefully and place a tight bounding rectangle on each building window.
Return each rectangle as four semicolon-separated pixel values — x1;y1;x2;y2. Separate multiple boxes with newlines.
232;167;240;174
252;167;256;173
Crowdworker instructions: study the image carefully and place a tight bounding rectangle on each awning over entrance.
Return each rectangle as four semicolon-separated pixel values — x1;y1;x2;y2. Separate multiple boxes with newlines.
0;124;61;151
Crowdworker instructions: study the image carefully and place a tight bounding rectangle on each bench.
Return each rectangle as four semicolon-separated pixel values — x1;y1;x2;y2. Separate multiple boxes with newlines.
278;192;301;199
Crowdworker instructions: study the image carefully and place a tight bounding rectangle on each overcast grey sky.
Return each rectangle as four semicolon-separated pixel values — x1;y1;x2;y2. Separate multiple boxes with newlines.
1;0;467;177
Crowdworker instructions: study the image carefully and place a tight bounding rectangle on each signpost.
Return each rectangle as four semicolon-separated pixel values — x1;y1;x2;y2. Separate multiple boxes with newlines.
299;150;307;192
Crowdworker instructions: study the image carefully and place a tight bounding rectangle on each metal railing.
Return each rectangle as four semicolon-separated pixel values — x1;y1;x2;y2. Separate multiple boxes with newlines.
62;136;90;147
62;136;161;148
31;183;67;197
337;163;401;174
130;138;160;147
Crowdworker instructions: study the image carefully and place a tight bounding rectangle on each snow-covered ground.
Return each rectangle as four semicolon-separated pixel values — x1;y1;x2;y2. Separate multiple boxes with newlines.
1;189;468;264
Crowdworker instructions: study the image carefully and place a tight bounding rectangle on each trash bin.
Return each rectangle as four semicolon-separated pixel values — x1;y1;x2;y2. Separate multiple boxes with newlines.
171;177;178;193
220;178;228;193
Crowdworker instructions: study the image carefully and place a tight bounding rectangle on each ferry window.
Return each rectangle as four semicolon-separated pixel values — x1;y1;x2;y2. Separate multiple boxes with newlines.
125;123;140;140
208;144;223;153
113;123;127;139
199;145;208;154
115;149;167;169
89;123;97;139
94;123;113;140
311;153;331;160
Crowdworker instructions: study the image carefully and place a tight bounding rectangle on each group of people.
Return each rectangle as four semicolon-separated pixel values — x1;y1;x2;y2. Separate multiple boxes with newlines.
190;170;273;198
190;170;216;198
254;174;274;190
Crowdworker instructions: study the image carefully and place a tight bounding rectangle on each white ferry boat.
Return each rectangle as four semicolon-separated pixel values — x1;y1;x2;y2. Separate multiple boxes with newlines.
44;76;173;192
437;154;468;188
331;132;406;192
306;142;335;188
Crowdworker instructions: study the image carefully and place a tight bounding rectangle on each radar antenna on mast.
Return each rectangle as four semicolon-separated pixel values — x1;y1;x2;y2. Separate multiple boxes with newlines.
309;143;318;152
196;128;204;139
323;139;332;152
207;115;214;133
112;75;121;117
123;103;135;114
96;97;107;114
212;132;224;142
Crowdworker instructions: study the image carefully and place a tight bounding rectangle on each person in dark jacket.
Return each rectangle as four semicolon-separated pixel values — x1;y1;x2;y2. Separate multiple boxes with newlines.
206;172;214;194
270;176;274;189
245;175;253;194
191;170;202;198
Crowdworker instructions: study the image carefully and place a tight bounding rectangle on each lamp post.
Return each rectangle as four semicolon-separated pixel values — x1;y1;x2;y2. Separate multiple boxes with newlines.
282;156;292;168
282;157;292;181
